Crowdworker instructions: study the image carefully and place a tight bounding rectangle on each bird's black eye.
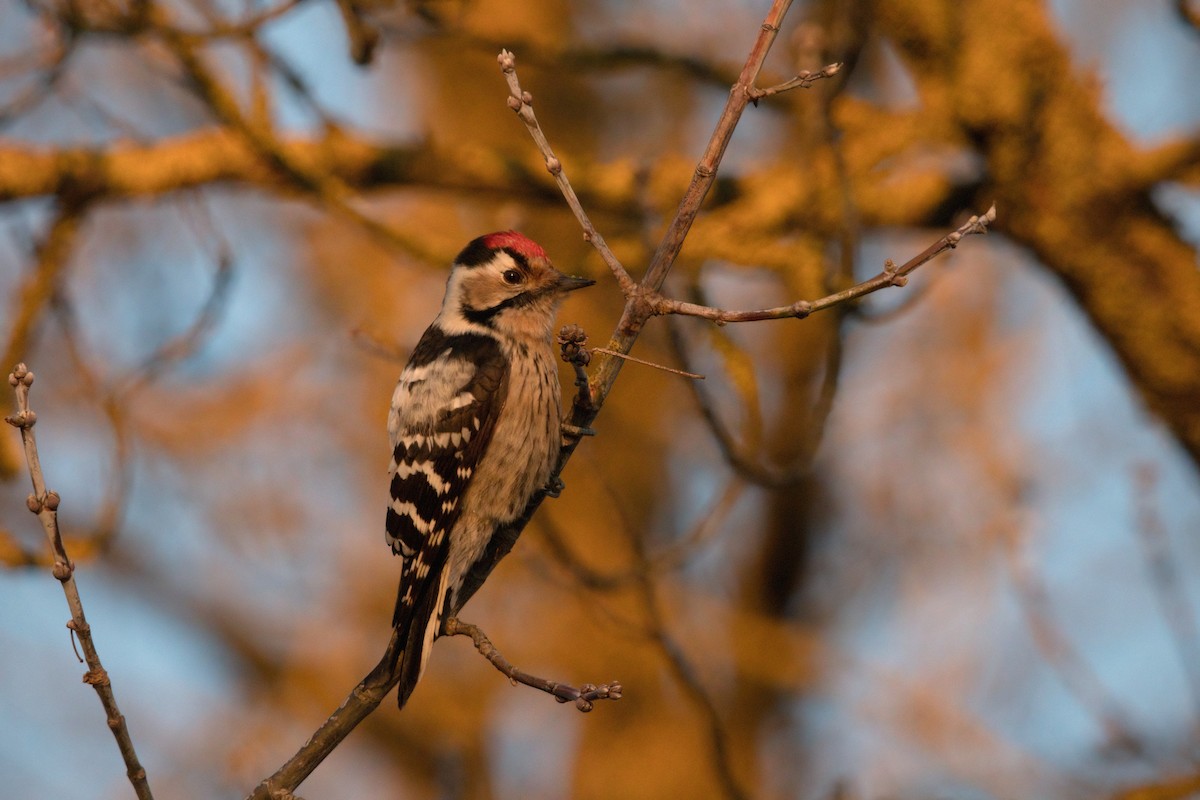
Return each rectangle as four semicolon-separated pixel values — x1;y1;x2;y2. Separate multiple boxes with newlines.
501;268;522;285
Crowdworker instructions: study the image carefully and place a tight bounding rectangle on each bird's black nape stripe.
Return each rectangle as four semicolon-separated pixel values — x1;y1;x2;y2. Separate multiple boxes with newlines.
461;289;542;326
455;237;531;271
407;327;499;368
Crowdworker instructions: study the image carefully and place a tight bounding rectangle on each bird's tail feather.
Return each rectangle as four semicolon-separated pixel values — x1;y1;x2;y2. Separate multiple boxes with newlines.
395;566;451;709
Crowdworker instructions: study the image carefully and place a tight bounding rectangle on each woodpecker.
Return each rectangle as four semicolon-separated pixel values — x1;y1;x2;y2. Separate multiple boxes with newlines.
383;231;593;708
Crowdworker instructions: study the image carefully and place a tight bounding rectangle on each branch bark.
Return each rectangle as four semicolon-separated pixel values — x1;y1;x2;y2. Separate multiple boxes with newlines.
444;618;622;712
246;632;402;800
4;364;154;800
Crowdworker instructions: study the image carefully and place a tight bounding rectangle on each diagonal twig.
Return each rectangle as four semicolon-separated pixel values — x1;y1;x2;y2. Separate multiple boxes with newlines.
5;363;155;800
650;205;997;324
499;49;638;295
746;61;842;103
444;618;622;712
246;630;403;800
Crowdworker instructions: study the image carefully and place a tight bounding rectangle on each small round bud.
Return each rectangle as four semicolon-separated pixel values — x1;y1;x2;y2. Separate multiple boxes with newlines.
797;69;811;79
545;157;561;175
506;95;522;112
947;231;962;245
45;491;60;511
52;561;72;581
26;494;41;513
497;50;515;71
8;374;17;386
558;324;587;345
521;91;533;106
21;370;34;386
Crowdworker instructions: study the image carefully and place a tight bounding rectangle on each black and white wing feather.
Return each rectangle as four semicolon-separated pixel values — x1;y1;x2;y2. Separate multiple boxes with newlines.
385;326;508;707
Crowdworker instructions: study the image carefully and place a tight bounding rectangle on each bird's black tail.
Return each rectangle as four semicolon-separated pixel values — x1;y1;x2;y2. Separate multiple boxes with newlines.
383;566;448;709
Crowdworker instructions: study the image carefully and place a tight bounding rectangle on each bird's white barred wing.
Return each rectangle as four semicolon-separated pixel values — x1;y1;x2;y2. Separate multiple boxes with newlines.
385;326;508;703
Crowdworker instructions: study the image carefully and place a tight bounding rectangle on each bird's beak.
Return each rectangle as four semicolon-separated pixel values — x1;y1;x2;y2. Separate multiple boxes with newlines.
555;273;595;293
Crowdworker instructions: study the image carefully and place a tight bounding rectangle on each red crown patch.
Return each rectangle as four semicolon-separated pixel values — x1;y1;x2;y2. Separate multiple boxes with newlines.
481;230;548;261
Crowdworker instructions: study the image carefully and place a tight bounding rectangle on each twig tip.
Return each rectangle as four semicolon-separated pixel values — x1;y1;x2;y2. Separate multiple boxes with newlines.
9;362;33;387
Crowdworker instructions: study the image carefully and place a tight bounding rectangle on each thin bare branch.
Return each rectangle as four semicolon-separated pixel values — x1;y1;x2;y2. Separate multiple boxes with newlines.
652;205;997;324
746;61;842;102
245;631;404;800
4;364;154;800
498;50;637;294
444;618;622;712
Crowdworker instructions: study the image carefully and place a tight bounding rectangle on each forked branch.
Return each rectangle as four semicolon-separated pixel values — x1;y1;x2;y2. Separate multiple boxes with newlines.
245;617;619;800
